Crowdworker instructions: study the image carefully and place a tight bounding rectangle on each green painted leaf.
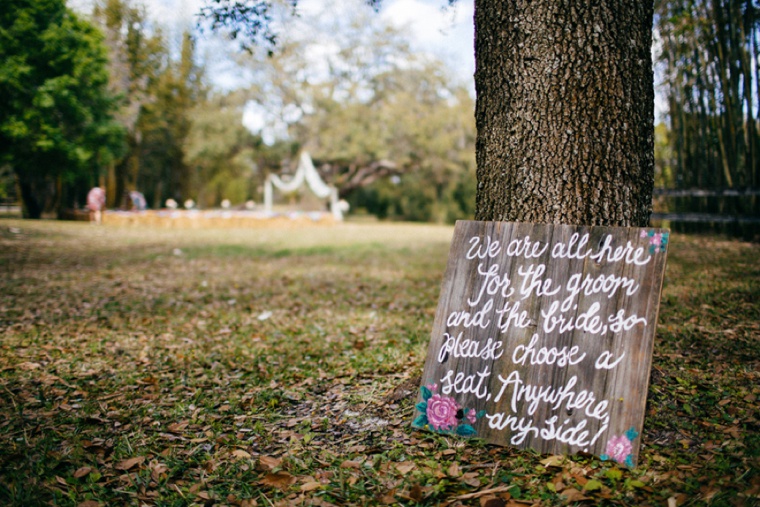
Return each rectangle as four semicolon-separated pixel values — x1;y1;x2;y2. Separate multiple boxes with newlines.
421;386;432;400
415;402;427;413
455;424;477;436
412;414;428;428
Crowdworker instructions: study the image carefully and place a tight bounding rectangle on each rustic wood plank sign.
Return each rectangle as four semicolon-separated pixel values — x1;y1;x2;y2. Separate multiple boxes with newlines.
414;221;670;467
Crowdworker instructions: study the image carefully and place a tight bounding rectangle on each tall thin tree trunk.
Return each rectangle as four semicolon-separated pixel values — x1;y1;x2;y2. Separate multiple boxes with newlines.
711;0;738;186
740;0;757;187
695;43;734;187
16;171;44;219
754;8;760;187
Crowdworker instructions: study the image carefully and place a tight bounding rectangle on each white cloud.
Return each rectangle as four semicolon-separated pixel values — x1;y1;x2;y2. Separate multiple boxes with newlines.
381;0;475;85
147;0;203;25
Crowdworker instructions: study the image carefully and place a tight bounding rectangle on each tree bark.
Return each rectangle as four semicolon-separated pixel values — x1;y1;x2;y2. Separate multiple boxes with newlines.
474;0;655;227
16;171;46;219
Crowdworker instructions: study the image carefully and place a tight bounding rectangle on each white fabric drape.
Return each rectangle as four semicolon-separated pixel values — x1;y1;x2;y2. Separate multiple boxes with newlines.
268;152;332;199
264;152;343;220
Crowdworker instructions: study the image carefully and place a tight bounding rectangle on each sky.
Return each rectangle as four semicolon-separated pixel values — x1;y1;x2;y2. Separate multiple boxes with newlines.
69;0;476;92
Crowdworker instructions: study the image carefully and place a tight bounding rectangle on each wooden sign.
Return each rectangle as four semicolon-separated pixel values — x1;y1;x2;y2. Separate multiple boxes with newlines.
414;221;669;467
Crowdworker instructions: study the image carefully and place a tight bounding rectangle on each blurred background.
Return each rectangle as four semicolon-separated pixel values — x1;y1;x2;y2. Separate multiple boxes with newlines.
1;0;759;236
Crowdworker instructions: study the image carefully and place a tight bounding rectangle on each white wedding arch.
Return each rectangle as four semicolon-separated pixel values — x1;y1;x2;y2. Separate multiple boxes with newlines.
263;151;343;221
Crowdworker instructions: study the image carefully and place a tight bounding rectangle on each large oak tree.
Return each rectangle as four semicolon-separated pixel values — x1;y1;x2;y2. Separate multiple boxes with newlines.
474;1;655;226
201;0;656;227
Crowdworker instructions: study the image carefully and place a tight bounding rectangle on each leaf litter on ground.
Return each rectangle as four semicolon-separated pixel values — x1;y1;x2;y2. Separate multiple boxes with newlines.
0;219;758;506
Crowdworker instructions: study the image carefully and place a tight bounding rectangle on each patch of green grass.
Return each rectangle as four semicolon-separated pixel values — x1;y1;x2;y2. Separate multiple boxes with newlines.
0;220;758;506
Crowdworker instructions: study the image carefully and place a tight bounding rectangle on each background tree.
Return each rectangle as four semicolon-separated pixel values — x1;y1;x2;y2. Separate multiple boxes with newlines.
656;0;760;190
93;0;164;207
137;31;207;208
184;92;263;208
0;0;125;218
200;0;657;227
234;0;476;221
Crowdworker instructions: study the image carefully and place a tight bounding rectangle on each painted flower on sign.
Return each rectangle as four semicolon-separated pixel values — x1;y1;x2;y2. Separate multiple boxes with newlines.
605;434;633;463
412;383;485;436
426;394;459;430
641;229;669;254
601;427;639;468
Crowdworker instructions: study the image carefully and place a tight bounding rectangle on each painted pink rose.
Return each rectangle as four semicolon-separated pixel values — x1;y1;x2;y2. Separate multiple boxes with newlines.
640;230;648;238
466;409;477;424
606;434;633;463
426;394;459;430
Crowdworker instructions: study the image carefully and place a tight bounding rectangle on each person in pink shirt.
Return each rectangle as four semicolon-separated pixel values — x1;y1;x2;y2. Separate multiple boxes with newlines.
87;187;106;224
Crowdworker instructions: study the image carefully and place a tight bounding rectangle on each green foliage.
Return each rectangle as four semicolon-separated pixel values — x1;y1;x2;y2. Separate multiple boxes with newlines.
184;93;262;207
0;0;125;217
92;1;209;209
349;164;476;223
656;0;760;189
238;0;476;221
0;165;14;202
93;0;160;208
654;122;674;188
136;31;207;208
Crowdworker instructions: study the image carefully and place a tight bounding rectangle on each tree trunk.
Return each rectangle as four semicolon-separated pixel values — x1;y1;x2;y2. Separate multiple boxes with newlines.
474;0;655;227
16;171;45;219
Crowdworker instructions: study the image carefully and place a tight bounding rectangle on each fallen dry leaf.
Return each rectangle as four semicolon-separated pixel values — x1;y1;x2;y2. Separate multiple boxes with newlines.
77;501;100;507
377;493;397;504
480;495;506;507
232;449;252;459
73;466;92;479
260;471;296;490
452;486;514;501
462;475;481;488
540;455;566;467
257;455;282;471
300;481;322;492
561;488;589;502
447;462;462;477
395;462;415;475
114;456;145;471
151;463;169;481
16;362;42;371
410;483;423;502
167;422;188;433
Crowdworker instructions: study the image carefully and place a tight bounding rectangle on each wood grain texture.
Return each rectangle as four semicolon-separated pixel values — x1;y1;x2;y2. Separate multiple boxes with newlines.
414;221;669;467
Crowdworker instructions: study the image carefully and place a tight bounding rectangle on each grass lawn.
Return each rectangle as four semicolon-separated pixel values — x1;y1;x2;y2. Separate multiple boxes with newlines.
0;219;758;506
